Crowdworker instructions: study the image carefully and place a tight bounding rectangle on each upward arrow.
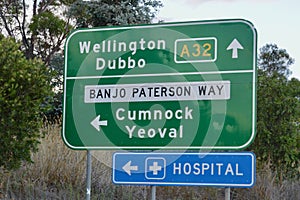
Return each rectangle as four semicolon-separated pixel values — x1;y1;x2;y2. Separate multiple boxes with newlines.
226;38;244;59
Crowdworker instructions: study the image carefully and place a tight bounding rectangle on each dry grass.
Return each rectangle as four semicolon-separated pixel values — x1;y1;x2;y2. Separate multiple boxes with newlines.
232;162;300;200
0;123;299;199
0;123;87;199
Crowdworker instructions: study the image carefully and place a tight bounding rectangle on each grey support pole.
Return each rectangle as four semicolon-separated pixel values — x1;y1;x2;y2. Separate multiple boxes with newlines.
151;185;156;200
86;150;92;200
225;187;230;200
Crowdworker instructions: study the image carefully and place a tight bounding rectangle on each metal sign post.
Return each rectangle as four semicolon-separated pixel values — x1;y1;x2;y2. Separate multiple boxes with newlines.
86;150;92;200
151;185;156;200
225;187;230;200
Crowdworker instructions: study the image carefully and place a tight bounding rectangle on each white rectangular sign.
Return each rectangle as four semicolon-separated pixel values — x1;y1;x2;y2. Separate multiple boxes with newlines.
84;81;230;103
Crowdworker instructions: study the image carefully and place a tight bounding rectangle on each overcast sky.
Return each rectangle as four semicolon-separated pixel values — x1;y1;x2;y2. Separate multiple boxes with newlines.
157;0;300;79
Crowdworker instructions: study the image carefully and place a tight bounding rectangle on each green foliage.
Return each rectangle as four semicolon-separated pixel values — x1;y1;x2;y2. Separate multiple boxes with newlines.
0;0;73;65
0;36;52;170
67;0;163;27
1;0;163;122
29;11;72;63
45;53;64;122
259;44;295;77
250;44;300;178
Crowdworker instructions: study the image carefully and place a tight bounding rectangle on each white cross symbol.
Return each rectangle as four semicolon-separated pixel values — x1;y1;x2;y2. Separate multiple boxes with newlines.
149;162;162;175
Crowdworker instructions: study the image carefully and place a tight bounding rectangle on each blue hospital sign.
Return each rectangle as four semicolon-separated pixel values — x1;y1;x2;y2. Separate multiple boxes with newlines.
113;152;256;187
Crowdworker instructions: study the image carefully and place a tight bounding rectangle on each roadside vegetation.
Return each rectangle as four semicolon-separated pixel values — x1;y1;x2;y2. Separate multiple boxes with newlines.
0;1;299;199
0;123;299;199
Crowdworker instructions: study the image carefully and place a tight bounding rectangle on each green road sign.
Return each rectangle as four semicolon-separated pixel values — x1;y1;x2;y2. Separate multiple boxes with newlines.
62;19;257;150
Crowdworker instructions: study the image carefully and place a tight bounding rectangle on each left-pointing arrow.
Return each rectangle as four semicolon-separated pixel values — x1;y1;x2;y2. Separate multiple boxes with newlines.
122;161;138;176
90;115;108;131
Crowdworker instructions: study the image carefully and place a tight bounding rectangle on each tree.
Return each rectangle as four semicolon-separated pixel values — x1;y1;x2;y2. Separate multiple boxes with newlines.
1;1;73;122
250;44;300;178
258;44;294;77
0;0;163;170
1;0;163;121
0;36;52;170
0;0;73;65
0;0;162;64
67;0;163;28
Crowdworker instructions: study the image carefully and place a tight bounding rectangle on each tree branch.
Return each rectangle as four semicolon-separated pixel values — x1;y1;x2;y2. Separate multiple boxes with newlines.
0;9;13;37
39;0;57;14
33;0;37;16
12;3;29;55
21;0;29;50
